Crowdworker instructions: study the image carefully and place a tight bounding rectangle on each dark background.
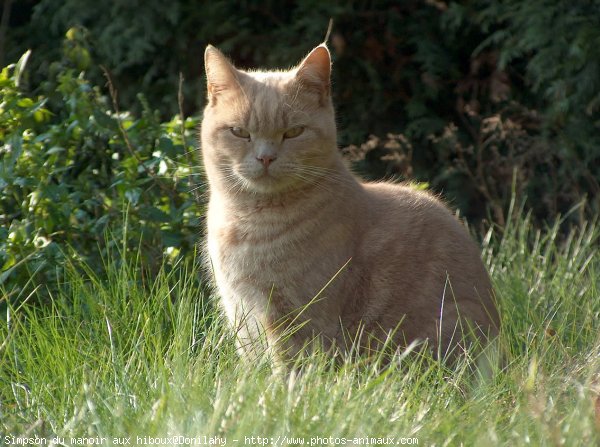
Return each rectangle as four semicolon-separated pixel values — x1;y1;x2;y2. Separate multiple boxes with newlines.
1;0;599;297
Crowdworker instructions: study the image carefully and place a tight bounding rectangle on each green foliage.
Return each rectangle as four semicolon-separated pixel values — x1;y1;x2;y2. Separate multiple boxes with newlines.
0;48;203;299
472;0;600;219
2;1;600;296
5;0;598;223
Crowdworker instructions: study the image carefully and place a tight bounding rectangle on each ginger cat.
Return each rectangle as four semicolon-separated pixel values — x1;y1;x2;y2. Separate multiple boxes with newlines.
201;43;498;363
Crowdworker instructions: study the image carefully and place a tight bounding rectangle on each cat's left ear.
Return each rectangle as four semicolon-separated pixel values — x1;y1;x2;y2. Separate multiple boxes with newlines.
204;45;241;104
295;44;331;102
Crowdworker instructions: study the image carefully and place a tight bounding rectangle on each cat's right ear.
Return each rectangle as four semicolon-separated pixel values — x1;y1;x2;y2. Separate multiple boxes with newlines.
204;45;240;104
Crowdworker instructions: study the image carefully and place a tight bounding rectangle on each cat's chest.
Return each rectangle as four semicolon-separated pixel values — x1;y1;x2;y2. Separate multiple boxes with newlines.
211;209;316;274
207;202;352;295
209;198;322;261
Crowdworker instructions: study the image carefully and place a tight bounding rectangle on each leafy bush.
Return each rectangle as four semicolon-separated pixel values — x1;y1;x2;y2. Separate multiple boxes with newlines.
0;47;203;300
443;0;600;222
3;1;600;298
5;0;598;224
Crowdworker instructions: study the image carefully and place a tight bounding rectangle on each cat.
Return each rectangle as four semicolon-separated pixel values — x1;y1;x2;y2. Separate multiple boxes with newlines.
200;43;499;364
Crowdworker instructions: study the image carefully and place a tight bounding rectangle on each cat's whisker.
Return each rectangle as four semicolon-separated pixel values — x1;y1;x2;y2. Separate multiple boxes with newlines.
290;172;336;195
188;183;209;194
291;166;358;190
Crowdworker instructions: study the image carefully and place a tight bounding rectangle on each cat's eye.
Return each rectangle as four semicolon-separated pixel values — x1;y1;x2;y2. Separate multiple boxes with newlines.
283;126;304;139
230;127;250;139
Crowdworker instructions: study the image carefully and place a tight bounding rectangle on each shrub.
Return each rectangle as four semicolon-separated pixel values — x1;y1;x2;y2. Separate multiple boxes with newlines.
4;1;599;223
0;48;203;300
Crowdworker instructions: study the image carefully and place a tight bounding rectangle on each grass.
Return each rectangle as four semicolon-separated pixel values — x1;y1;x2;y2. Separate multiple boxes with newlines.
1;209;599;446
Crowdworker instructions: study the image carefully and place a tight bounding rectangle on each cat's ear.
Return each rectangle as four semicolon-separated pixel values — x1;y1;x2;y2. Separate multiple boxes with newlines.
204;45;240;104
295;44;331;101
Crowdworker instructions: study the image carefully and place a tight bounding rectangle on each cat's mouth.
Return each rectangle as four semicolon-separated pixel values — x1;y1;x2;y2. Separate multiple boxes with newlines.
244;166;274;181
248;171;283;188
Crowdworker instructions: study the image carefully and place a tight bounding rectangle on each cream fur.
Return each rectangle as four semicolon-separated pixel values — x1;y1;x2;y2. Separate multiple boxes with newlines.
201;44;498;362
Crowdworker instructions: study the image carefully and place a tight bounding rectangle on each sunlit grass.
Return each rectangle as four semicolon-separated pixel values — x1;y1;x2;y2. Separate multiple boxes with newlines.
1;211;598;446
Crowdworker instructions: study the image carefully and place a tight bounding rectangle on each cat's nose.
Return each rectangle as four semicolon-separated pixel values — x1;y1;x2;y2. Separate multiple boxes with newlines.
256;154;277;168
255;140;278;168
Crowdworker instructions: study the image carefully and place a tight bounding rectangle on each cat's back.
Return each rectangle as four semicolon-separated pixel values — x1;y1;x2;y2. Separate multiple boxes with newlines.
354;181;498;341
360;182;468;248
360;181;489;284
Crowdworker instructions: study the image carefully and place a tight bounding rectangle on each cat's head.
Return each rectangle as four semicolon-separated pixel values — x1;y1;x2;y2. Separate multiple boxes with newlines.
201;44;338;195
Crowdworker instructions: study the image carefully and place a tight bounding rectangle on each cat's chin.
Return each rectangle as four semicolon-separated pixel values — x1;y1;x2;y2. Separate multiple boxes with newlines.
244;178;297;195
236;173;303;196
